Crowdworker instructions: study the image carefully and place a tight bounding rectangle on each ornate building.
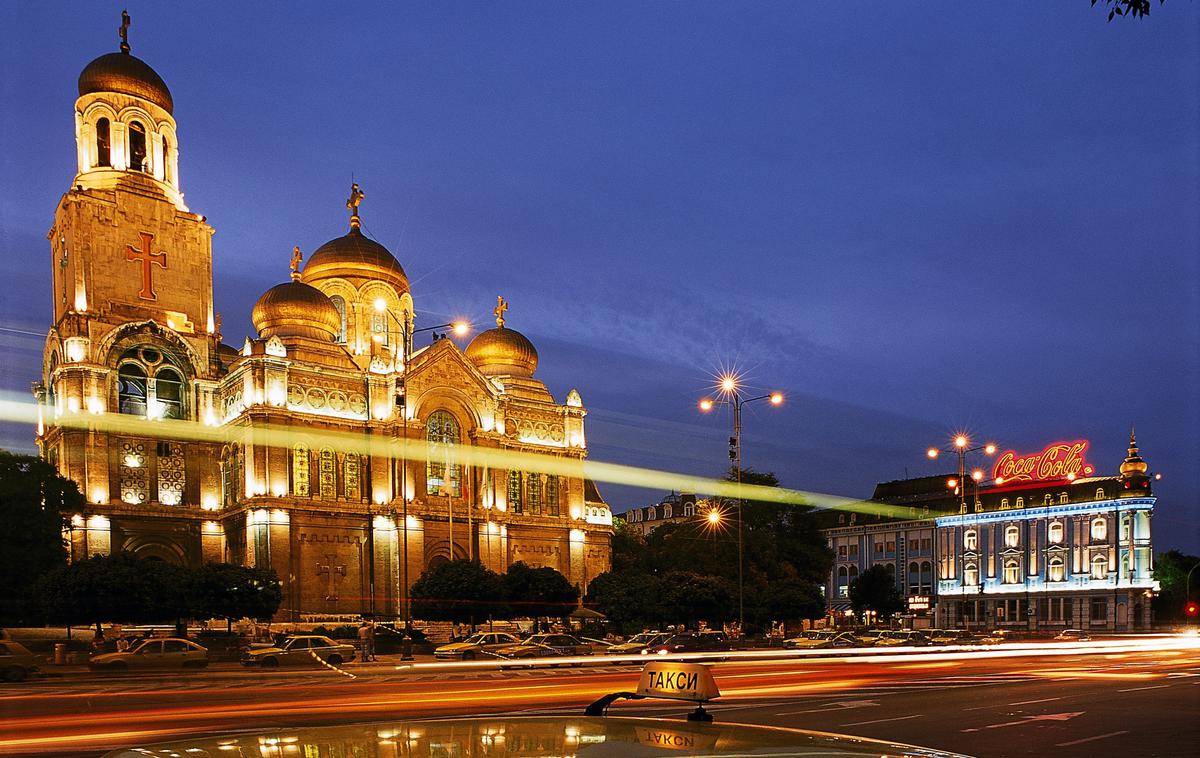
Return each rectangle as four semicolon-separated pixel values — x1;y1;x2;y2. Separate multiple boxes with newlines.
33;16;613;621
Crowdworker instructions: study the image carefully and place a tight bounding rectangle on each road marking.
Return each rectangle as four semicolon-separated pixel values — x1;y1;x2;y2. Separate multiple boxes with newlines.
1008;696;1063;706
1116;684;1171;693
961;712;1085;732
1055;730;1130;747
776;699;879;715
840;714;921;727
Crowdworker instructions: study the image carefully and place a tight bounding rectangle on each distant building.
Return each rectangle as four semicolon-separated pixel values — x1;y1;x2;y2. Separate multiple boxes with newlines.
621;492;718;537
823;434;1158;632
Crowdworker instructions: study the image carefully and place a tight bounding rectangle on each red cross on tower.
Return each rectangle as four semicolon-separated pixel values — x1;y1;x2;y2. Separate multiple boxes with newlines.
126;231;167;300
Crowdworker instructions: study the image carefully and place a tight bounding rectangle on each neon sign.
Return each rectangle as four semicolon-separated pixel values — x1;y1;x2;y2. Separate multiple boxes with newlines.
992;440;1093;484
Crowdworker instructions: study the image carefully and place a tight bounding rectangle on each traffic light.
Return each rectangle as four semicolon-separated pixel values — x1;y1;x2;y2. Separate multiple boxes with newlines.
1186;601;1199;619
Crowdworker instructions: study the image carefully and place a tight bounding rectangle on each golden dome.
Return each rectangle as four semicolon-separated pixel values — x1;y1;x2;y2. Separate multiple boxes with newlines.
78;52;174;114
466;326;539;377
251;279;341;341
303;228;409;293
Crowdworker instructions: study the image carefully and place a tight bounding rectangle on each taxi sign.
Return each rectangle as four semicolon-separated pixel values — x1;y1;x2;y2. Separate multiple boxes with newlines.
636;661;721;703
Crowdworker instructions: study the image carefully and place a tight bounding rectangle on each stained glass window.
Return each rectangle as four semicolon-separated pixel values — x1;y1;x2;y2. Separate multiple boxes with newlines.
344;453;361;500
292;444;310;497
157;442;185;505
155;368;184;419
318;448;336;499
330;296;347;343
426;411;461;496
118;364;147;416
545;475;560;516
527;473;542;515
508;470;522;514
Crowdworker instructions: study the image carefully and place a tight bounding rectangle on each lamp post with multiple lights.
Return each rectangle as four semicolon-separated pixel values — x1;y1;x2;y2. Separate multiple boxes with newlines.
926;434;997;513
699;374;783;633
372;299;470;658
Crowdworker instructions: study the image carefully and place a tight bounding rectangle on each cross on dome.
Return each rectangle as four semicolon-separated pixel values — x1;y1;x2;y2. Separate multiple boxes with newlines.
346;183;365;231
290;246;302;280
119;10;131;54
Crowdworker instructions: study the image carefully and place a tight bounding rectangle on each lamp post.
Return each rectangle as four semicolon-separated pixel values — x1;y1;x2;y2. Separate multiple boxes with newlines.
373;299;470;658
926;434;997;514
699;374;783;634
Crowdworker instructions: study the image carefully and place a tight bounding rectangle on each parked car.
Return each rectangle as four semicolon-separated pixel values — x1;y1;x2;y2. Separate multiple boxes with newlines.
783;631;858;650
89;638;209;671
606;632;670;655
926;629;976;645
434;632;521;660
0;641;40;682
977;629;1019;645
242;635;356;668
493;633;596;660
874;630;933;647
849;629;888;647
643;631;731;656
1054;628;1091;642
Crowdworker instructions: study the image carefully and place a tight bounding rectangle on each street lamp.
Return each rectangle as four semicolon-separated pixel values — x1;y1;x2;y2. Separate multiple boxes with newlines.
925;433;997;513
373;301;471;657
698;373;784;634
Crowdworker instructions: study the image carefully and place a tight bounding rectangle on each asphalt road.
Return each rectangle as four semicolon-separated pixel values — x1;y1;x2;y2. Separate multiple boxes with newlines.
1;639;1197;757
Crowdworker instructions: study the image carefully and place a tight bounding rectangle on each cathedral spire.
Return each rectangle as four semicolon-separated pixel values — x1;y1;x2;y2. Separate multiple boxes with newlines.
1119;428;1148;479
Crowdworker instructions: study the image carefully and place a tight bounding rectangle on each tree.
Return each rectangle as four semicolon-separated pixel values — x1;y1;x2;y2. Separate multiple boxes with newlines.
501;562;579;619
660;571;735;627
189;562;282;629
849;564;903;620
1092;0;1164;21
0;451;76;625
36;552;190;631
409;559;507;624
584;570;661;633
1152;550;1200;622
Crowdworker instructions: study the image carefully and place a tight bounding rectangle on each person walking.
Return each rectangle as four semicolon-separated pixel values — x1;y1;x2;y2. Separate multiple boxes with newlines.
357;621;375;662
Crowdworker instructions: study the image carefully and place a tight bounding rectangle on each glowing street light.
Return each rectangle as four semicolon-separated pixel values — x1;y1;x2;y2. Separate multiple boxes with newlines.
707;509;722;525
769;392;784;406
925;432;998;513
699;398;714;412
720;375;737;393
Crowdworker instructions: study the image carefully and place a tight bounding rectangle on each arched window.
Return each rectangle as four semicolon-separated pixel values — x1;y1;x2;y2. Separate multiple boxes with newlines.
1096;488;1106;500
920;561;933;592
292;444;310;496
663;504;673;519
683;501;695;517
1091;554;1109;580
154;368;184;419
1059;492;1069;504
1048;521;1064;544
1000;498;1009;509
908;561;921;592
221;444;240;507
343;453;361;500
837;566;849;583
1004;525;1020;548
47;352;58;411
545;474;560;516
1003;559;1021;584
507;470;522;514
1048;555;1065;582
426;411;461;496
848;565;859;581
1015;497;1024;509
95;118;111;167
964;562;979;586
1044;494;1052;505
1091;517;1107;541
963;529;977;551
162;135;172;183
526;473;542;515
318;448;336;498
118;364;148;416
128;120;148;172
648;506;657;520
329;296;347;343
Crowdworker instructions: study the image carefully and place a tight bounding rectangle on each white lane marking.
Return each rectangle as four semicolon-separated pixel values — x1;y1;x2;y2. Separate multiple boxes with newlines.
961;711;1085;732
1055;730;1130;747
840;714;921;727
776;699;879;715
1007;696;1063;706
1116;684;1171;693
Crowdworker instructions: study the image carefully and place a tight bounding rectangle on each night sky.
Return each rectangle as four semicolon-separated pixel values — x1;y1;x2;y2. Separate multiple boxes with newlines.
1;3;1196;552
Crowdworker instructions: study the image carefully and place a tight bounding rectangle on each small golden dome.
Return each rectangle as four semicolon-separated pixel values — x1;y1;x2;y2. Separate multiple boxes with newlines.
78;52;174;114
1119;430;1148;478
467;327;538;377
303;228;409;293
251;280;341;341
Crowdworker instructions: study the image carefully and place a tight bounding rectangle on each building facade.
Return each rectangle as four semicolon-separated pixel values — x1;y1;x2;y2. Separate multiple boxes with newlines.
34;18;613;621
823;436;1158;632
621;492;718;537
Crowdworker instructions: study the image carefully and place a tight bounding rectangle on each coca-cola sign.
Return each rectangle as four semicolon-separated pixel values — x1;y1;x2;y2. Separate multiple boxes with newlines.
992;440;1093;484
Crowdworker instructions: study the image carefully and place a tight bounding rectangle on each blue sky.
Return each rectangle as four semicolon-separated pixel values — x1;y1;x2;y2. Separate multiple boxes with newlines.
1;2;1197;552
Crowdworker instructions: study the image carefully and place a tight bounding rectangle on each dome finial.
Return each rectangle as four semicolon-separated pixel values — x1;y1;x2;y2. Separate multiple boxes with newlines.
494;295;508;328
119;10;131;54
346;182;365;232
1119;427;1148;479
290;246;303;281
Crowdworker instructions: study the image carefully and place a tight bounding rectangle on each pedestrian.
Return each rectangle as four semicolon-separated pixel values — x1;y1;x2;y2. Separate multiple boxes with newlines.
357;621;373;662
116;636;130;653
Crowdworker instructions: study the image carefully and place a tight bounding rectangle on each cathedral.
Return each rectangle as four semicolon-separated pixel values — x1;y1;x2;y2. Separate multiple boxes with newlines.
34;16;613;621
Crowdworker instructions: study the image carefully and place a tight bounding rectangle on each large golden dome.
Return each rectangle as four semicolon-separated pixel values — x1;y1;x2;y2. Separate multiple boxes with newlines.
79;52;174;114
251;279;341;342
303;229;409;293
466;296;538;377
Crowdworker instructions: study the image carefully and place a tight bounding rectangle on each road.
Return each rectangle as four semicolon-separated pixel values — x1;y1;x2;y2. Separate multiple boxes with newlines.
1;638;1197;757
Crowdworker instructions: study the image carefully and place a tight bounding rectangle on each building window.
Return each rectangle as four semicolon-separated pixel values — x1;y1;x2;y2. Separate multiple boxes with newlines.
545;474;560;516
1090;597;1107;622
1091;554;1109;580
117;364;148;416
663;504;673;519
343;454;361;500
292;444;310;496
908;562;921;593
885;540;896;553
1000;498;1009;510
848;543;859;558
1004;525;1019;548
155;368;184;419
874;539;884;554
683;501;694;517
508;470;522;514
1059;492;1069;504
1096;488;1106;500
128;120;148;172
1015;497;1024;509
526;473;542;515
1048;521;1064;544
1120;515;1131;543
96;117;111;167
425;411;461;497
1003;559;1021;584
963;529;977;551
648;506;657;521
221;444;240;507
920;561;933;593
156;441;185;505
1048;555;1065;582
1091;517;1107;542
162;135;172;183
371;311;388;346
838;545;847;559
318;448;336;498
330;296;347;343
1044;494;1052;505
837;566;849;597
